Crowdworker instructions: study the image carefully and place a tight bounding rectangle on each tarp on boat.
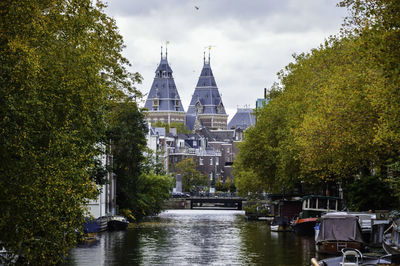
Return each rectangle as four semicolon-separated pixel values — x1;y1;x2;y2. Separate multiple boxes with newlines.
316;214;364;243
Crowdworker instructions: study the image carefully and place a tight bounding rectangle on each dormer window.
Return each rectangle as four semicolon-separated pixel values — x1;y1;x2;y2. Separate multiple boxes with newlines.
153;99;159;106
195;102;203;114
217;102;224;114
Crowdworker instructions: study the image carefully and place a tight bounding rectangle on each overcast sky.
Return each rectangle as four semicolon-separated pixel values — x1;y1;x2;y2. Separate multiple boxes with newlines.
104;0;349;120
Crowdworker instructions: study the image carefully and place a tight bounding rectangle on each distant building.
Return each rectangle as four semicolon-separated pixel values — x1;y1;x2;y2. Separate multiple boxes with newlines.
143;48;257;191
256;88;269;109
228;107;255;130
144;47;186;125
186;53;228;131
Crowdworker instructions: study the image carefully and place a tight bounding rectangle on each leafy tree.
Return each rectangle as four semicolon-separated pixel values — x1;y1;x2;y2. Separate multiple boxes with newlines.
108;100;147;211
109;100;173;220
134;172;173;219
344;175;398;211
0;0;139;264
175;158;208;192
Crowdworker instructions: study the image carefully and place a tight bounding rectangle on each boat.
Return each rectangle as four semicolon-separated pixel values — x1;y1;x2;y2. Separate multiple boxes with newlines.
270;199;302;232
107;215;129;231
292;195;341;236
83;217;100;237
383;219;400;255
315;214;364;254
270;216;291;232
310;248;395;266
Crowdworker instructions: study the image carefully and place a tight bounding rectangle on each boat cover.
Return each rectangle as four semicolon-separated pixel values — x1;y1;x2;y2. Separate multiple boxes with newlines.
316;215;364;243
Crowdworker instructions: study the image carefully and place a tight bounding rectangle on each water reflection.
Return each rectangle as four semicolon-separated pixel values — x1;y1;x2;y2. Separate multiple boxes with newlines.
64;210;317;266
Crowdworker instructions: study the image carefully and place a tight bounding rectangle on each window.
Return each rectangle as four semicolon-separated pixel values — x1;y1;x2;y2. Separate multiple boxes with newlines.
210;158;213;165
216;157;219;165
318;199;327;210
153;99;159;106
193;141;197;147
329;199;337;211
199;157;203;165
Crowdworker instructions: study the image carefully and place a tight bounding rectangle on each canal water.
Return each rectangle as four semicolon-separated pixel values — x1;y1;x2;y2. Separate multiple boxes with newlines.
64;210;317;265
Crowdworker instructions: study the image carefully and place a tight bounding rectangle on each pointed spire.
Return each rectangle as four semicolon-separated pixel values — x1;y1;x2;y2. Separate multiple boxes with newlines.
203;51;206;64
166;45;168;60
208;49;211;64
160;46;163;60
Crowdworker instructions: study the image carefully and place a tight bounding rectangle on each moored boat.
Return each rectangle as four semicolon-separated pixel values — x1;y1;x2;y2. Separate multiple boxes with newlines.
310;248;394;266
292;195;341;235
107;215;129;231
382;219;400;255
315;214;364;254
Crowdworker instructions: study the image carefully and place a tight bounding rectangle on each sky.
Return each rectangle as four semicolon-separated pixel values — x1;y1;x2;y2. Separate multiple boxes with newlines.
104;0;349;120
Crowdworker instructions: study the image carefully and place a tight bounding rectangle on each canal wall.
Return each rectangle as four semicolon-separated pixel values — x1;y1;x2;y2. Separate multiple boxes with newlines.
163;199;190;209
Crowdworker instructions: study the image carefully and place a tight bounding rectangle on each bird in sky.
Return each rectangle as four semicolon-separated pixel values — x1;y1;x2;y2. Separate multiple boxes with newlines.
195;6;199;10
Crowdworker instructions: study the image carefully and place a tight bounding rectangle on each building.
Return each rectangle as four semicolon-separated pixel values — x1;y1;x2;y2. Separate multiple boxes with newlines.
186;53;228;131
228;107;256;130
144;47;186;125
86;143;116;218
144;49;255;192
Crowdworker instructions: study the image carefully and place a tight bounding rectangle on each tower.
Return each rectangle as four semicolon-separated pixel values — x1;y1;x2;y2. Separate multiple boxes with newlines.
186;52;228;130
144;47;186;125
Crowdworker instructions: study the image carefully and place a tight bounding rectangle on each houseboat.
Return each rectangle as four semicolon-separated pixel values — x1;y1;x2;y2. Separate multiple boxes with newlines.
292;195;341;235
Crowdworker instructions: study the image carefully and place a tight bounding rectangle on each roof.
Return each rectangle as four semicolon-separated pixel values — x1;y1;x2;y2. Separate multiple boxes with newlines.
200;128;234;142
144;51;185;113
228;108;255;130
186;57;226;127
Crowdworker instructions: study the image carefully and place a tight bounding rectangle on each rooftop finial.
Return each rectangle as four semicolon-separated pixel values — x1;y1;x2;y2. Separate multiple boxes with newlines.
203;51;206;64
161;46;163;59
165;41;170;60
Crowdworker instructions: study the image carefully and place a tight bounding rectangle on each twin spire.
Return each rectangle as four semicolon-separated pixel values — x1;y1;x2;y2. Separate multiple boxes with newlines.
160;44;212;64
160;45;168;60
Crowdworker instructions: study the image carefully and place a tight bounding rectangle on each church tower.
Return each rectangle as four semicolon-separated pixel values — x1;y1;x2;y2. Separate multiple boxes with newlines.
144;47;186;125
186;52;228;130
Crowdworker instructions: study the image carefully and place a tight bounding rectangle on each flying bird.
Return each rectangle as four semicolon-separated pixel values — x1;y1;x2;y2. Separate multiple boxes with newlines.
195;6;199;10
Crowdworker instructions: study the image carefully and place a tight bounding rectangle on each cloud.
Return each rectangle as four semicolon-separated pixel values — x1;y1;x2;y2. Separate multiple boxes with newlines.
104;0;348;119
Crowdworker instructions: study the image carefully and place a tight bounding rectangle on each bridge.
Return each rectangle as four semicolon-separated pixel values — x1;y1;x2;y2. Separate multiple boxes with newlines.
188;197;244;210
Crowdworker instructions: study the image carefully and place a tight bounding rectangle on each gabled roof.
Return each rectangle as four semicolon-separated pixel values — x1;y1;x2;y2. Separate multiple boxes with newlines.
186;55;226;117
228;108;256;130
144;49;185;113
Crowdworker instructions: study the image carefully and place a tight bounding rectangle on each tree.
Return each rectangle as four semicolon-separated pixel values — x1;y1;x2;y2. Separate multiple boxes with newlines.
344;175;398;211
175;158;208;192
0;0;139;264
108;100;147;211
109;100;173;220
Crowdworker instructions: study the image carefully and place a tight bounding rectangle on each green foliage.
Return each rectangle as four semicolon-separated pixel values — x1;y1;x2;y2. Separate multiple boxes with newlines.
143;148;165;175
215;177;235;192
109;100;172;220
234;1;400;204
344;175;398;211
108;100;147;211
134;172;173;219
0;0;139;264
175;158;208;192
